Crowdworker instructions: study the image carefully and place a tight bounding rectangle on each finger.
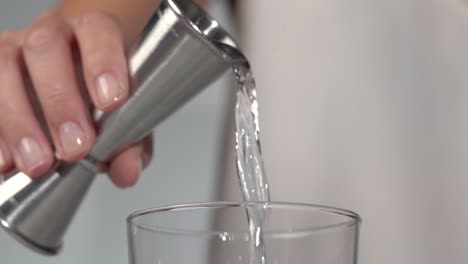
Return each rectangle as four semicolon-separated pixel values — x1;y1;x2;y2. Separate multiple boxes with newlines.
0;41;54;177
71;12;129;111
141;133;153;168
108;144;143;188
108;134;153;188
0;138;13;172
0;29;24;46
23;15;95;161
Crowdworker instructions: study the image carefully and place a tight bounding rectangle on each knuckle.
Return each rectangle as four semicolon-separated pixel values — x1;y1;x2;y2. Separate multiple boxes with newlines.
24;22;64;50
0;43;19;67
41;86;69;108
78;11;122;37
0;29;19;42
81;11;117;28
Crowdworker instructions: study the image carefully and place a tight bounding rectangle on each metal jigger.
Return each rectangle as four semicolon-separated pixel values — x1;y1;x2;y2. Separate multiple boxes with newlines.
0;0;246;255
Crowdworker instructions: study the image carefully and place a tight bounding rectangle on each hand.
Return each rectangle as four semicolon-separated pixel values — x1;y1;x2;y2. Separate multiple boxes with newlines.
0;11;153;188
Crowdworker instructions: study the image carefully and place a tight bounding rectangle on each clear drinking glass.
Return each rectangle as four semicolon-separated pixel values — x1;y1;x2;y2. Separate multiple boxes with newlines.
127;202;361;264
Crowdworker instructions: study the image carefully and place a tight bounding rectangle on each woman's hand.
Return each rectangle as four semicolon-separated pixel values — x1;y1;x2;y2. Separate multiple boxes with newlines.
0;11;152;188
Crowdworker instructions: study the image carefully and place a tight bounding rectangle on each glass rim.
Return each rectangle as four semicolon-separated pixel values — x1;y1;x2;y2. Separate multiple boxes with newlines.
127;201;361;237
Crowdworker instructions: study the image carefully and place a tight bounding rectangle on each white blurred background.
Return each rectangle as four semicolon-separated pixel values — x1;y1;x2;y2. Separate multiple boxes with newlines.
220;1;468;264
2;0;468;264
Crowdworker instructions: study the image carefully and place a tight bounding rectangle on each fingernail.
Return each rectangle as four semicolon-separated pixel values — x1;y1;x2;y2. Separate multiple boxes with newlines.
0;147;6;169
96;73;123;106
140;148;150;169
138;156;143;173
59;121;87;156
18;137;47;173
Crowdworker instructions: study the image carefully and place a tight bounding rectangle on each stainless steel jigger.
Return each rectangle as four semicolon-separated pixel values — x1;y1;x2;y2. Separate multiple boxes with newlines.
0;0;247;255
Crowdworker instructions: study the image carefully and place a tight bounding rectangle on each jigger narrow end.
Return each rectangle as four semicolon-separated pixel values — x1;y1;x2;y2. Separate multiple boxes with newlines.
0;217;61;255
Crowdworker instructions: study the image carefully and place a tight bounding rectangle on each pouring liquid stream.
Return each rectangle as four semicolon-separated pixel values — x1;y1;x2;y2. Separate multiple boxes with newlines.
234;64;271;264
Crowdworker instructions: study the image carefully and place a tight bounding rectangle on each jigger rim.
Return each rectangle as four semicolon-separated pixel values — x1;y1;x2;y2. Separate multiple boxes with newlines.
164;0;244;62
0;217;61;255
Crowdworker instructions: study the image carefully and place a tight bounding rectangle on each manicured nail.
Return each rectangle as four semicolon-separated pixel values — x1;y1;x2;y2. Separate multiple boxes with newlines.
0;147;6;169
18;137;47;173
139;149;145;170
140;148;150;169
96;73;123;106
59;121;87;156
